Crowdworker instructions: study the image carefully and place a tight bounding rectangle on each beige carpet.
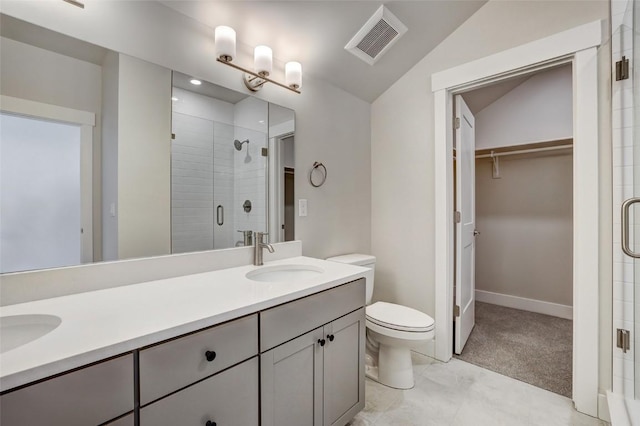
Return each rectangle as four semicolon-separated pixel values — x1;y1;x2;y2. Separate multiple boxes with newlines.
454;302;572;398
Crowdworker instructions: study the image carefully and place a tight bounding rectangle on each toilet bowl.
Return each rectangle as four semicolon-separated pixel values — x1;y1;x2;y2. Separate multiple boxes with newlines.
326;254;435;389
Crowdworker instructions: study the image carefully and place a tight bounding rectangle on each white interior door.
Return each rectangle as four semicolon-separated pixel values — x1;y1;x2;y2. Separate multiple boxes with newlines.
454;95;476;354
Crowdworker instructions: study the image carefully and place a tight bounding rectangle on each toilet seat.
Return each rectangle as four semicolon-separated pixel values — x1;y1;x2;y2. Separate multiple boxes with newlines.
366;302;435;333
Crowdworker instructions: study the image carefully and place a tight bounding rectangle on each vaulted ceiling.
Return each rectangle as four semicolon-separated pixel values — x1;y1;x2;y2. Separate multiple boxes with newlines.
161;1;488;102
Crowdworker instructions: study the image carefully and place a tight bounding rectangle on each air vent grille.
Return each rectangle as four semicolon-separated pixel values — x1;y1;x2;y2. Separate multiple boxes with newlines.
355;19;399;59
345;5;408;65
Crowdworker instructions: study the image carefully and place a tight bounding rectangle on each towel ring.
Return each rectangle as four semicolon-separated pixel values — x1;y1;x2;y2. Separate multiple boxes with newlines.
309;162;327;187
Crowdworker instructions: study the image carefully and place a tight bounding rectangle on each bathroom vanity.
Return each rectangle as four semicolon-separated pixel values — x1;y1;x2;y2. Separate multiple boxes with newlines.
0;257;366;426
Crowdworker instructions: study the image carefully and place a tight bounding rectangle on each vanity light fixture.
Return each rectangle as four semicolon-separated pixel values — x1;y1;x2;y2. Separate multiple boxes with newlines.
214;25;302;94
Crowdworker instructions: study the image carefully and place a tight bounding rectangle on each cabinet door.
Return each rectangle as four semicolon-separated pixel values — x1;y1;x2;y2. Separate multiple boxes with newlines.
140;357;259;426
261;327;324;426
323;308;365;426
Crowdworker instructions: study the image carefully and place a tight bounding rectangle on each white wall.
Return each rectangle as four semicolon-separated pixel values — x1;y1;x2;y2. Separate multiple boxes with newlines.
0;0;371;260
473;65;573;149
0;36;104;260
117;55;172;260
101;51;119;261
101;53;172;260
371;0;610;401
475;152;573;307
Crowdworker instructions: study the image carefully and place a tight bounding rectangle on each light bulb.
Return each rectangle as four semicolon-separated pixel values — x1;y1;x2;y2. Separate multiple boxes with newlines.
285;62;302;90
254;46;273;77
215;26;236;61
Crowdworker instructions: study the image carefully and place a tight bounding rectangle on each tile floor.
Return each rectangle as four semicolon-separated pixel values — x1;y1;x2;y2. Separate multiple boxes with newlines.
349;354;607;426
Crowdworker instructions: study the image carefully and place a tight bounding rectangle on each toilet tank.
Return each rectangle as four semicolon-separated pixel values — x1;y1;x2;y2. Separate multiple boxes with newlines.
326;254;376;304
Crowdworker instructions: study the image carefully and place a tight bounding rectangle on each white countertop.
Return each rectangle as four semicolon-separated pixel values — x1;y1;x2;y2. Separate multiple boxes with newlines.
0;256;367;392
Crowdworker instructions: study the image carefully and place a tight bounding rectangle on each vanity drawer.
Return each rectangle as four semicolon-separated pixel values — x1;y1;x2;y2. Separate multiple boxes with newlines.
260;278;365;352
139;313;258;405
0;353;134;426
140;356;259;426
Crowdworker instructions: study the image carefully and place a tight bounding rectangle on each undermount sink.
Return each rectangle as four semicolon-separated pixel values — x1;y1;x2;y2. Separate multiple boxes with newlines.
246;264;324;283
0;314;62;354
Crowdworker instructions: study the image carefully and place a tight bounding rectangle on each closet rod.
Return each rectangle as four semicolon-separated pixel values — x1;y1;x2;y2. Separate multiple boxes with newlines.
475;144;572;159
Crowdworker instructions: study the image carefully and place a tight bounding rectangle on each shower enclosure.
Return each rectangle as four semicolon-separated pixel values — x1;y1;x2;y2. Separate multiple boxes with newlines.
171;84;268;253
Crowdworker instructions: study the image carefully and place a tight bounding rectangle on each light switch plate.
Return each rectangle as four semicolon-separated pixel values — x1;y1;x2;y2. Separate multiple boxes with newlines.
299;199;308;217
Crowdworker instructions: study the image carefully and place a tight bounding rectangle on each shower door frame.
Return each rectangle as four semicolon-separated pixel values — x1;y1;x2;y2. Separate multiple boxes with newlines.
432;20;603;417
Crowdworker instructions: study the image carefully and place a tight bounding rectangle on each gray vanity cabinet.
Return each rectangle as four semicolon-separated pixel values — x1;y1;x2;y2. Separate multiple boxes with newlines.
0;353;134;426
140;357;259;426
323;308;366;426
261;326;325;426
138;314;259;426
260;279;366;426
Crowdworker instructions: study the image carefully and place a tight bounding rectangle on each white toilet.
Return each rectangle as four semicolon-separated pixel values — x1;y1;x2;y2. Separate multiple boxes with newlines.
326;254;435;389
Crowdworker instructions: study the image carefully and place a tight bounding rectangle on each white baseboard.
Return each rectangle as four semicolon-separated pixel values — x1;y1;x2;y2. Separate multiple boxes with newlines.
475;290;573;320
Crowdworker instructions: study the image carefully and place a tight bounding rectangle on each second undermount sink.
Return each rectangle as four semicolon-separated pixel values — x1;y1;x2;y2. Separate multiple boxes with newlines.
246;264;324;283
1;314;62;354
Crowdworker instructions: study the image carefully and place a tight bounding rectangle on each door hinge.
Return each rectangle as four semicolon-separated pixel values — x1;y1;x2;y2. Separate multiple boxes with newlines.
454;305;460;317
454;211;461;223
171;133;176;140
616;56;630;81
454;117;460;129
261;147;268;157
617;328;631;353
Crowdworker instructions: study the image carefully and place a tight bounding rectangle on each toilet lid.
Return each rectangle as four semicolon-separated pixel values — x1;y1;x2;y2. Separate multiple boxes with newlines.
366;302;435;332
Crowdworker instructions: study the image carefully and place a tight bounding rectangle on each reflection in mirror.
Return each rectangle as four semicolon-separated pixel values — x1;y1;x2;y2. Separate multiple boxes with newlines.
171;72;269;252
268;104;295;243
0;14;295;273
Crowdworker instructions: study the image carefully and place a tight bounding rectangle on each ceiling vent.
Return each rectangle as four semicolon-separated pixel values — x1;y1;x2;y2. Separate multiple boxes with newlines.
345;5;408;66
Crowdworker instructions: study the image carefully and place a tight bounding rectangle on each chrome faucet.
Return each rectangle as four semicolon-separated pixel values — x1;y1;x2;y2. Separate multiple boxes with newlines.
253;232;275;266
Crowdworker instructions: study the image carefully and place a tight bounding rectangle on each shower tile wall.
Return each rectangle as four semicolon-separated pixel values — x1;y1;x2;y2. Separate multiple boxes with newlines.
611;0;635;397
171;112;214;254
171;88;237;252
233;97;268;239
213;122;235;249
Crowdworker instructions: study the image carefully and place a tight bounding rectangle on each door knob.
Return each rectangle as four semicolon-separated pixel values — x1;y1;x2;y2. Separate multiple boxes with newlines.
473;230;480;236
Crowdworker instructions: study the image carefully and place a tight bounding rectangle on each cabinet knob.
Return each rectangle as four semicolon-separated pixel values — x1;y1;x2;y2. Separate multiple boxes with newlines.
327;334;335;342
318;339;326;347
205;350;217;362
206;421;217;426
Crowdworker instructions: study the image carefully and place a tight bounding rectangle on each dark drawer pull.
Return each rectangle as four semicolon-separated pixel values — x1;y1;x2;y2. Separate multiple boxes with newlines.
205;350;216;362
206;421;217;426
327;334;335;342
318;339;326;347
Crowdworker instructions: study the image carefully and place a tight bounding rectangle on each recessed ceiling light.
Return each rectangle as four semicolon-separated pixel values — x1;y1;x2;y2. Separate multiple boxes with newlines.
190;79;202;86
259;120;265;124
171;97;179;102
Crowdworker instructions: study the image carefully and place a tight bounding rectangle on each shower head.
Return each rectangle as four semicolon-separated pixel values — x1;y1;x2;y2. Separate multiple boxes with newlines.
234;139;249;151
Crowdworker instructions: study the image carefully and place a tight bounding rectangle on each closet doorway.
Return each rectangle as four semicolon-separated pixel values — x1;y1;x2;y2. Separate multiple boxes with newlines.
451;64;574;397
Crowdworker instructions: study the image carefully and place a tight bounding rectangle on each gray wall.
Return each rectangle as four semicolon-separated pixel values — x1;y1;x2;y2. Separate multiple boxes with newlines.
475;153;573;306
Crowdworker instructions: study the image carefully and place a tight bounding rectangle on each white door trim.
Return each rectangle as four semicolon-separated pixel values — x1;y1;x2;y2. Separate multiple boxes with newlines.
432;21;602;417
0;95;96;264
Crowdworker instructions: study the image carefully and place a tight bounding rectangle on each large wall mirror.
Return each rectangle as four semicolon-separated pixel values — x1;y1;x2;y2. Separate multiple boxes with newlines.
0;13;295;274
